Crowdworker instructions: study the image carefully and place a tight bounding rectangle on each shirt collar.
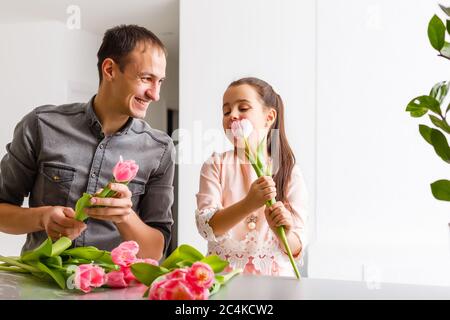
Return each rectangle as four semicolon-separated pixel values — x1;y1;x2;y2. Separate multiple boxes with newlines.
85;95;134;137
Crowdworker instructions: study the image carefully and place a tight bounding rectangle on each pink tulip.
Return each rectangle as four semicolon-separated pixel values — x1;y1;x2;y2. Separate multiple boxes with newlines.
165;268;188;280
74;264;105;293
231;119;253;139
134;258;159;266
111;241;139;267
112;156;139;182
105;270;128;288
149;278;198;300
186;262;215;290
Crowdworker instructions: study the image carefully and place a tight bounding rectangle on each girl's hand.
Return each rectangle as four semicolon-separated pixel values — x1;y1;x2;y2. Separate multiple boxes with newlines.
264;201;293;235
244;176;277;211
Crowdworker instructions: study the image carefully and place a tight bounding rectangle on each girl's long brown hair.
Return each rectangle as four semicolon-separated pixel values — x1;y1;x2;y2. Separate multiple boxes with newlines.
228;77;296;208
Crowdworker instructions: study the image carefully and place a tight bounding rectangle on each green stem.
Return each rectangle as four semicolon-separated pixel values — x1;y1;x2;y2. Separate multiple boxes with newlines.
0;265;30;273
276;226;301;280
221;268;242;284
0;256;41;273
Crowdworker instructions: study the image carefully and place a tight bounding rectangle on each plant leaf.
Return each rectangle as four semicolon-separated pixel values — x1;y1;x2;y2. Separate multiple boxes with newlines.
51;237;72;257
429;80;449;104
32;261;66;289
130;263;169;286
200;255;229;273
43;256;63;269
428;14;446;51
75;193;92;221
429;114;450;134
419;124;433;145
430;127;450;163
431;179;450;201
441;42;450;59
21;237;53;262
161;244;205;269
406;95;441;117
440;4;450;18
61;246;109;261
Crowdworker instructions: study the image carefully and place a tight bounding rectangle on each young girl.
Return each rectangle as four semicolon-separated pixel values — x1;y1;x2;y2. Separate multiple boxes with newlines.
195;77;309;277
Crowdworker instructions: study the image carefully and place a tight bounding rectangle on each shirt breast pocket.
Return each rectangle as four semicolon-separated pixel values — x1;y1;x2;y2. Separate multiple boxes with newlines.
127;180;146;212
40;162;76;206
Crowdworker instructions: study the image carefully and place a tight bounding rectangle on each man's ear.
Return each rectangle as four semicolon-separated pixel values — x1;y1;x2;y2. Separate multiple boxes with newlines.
266;108;277;127
101;58;115;82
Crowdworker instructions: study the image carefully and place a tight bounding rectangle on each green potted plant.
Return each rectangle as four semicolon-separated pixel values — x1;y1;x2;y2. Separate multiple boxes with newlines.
406;4;450;201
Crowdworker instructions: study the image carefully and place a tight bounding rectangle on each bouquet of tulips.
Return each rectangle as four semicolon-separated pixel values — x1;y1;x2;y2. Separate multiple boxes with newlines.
0;237;240;299
0;237;156;293
231;119;301;279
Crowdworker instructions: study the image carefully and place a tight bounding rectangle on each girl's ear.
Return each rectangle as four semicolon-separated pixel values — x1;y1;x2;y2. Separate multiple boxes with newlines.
266;108;277;127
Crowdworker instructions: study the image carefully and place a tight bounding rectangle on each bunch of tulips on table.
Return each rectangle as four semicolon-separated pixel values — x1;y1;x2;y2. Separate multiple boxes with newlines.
0;238;240;299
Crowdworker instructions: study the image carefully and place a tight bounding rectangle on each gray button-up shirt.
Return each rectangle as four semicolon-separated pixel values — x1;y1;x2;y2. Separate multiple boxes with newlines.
0;96;175;254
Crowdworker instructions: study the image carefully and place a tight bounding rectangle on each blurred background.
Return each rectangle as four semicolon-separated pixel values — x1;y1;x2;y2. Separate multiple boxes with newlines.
1;0;449;287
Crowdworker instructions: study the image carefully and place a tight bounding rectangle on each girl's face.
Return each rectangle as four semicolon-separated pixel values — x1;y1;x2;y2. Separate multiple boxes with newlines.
222;84;275;147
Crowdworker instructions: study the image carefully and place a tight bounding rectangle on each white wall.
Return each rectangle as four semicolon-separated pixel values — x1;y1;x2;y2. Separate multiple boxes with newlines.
0;20;100;256
310;0;450;286
179;0;317;255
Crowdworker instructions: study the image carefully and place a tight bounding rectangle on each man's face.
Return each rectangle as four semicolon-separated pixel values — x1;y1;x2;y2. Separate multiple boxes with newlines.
111;42;166;119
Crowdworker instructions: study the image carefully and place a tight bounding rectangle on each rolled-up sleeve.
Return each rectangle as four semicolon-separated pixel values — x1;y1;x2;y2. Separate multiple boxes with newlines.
0;110;39;205
138;140;175;253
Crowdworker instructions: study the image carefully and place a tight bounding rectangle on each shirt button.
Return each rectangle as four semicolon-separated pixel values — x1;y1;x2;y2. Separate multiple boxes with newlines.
91;173;96;178
99;144;104;149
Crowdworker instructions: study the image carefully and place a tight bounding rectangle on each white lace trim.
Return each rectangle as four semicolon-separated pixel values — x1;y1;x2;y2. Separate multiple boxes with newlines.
195;206;231;242
207;229;302;276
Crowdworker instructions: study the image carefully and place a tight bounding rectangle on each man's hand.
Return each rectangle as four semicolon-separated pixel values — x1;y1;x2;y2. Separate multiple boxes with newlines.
41;206;86;240
84;183;134;224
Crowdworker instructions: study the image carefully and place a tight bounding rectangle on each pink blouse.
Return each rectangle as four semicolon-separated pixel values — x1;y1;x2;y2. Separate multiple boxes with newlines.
195;150;309;277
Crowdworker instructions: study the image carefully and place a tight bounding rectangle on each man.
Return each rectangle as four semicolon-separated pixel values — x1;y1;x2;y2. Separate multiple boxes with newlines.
0;25;174;261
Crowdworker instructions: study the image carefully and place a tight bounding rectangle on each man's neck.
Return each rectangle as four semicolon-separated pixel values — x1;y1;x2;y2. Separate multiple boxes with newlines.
93;91;130;136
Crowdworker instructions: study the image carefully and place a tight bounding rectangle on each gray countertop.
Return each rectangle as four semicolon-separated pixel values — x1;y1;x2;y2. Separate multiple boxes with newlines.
0;271;449;300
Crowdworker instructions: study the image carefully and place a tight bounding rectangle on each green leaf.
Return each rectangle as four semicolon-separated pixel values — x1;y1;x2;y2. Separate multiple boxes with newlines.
406;96;441;117
0;265;30;273
442;42;450;59
430;127;450;163
428;15;446;51
43;256;63;269
175;261;193;268
21;237;53;262
61;246;109;261
431;179;450;201
130;263;169;286
33;261;66;289
419;124;433;145
161;244;205;269
200;255;229;273
429;81;449;104
440;4;450;18
75;193;92;221
143;286;150;298
51;237;72;257
0;255;40;273
429;114;450;134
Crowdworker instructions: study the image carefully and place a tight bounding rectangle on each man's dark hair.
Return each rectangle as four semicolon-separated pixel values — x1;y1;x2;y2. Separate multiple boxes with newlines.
97;24;167;83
